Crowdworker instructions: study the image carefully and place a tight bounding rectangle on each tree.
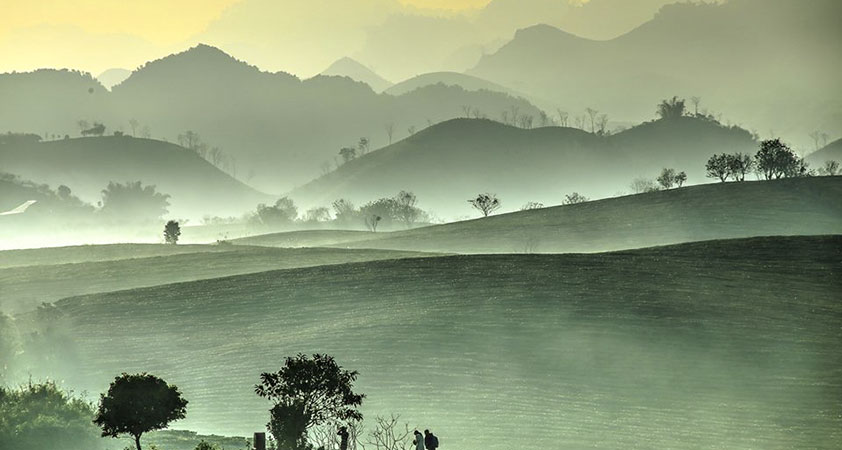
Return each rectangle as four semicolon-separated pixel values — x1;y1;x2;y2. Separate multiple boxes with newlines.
195;441;221;450
164;220;181;244
128;119;139;137
77;119;90;134
596;114;609;135
520;202;544;211
657;96;686;120
690;96;701;115
468;193;501;217
384;123;395;145
394;191;420;227
563;192;590;205
585;108;598;133
705;154;731;182
818;160;840;176
556;110;569;127
358;137;370;155
365;415;413;450
82;123;106;137
339;147;357;163
675;171;688;187
365;214;382;232
255;354;364;450
630;178;660;194
726;153;754;181
178;130;201;150
57;184;72;200
94;373;188;450
756;139;800;180
100;181;170;221
656;168;678;189
332;199;357;224
304;207;331;223
1;381;103;450
255;197;298;226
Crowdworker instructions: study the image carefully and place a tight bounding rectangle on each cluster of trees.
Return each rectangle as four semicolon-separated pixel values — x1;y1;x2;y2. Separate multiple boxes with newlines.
706;139;809;182
177;130;236;177
252;192;430;231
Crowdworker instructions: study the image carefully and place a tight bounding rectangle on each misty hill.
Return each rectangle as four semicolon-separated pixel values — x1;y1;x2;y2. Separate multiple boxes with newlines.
96;68;131;90
11;236;840;449
290;177;842;254
469;0;842;143
0;135;271;219
0;44;546;193
0;246;432;313
384;71;517;97
320;57;393;92
289;117;757;217
808;139;842;165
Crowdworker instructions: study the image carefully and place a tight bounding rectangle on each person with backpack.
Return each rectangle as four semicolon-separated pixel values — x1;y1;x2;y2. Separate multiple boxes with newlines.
413;430;425;450
424;429;439;450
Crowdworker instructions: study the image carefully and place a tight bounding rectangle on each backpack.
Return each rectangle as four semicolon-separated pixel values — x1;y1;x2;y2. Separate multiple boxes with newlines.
432;435;439;448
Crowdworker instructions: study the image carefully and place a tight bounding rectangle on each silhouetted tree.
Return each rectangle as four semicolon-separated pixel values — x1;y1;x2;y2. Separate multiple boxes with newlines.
596;114;609;135
630;177;660;194
585;108;598;133
164;220;181;244
365;215;382;232
339;147;357;163
521;202;544;211
384;123;395;145
657;168;678;189
657;97;686;120
755;139;801;180
332;199;357;224
705;154;731;182
255;354;364;450
178;130;201;150
81;123;106;137
100;181;170;221
94;373;188;450
556;110;569;127
818;160;840;176
255;198;298;226
304;207;331;223
365;415;413;450
468;193;501;217
675;171;688;187
128;119;139;137
690;96;702;116
57;184;72;200
360;198;399;230
726;153;754;181
563;192;590;204
394;191;420;227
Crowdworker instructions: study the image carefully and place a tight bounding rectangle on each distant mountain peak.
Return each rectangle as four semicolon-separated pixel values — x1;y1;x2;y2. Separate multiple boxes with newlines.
321;57;393;92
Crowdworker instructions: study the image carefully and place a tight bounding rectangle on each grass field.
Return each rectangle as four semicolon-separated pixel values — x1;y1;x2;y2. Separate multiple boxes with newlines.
330;177;842;253
11;235;841;450
231;230;376;248
0;246;434;313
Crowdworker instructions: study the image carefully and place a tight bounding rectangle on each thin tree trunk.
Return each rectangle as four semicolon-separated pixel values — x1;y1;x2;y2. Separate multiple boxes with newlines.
135;434;142;450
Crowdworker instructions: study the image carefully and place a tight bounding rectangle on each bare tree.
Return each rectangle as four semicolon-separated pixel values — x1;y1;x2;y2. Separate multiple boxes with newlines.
508;105;520;126
520;201;544;211
461;105;472;117
365;415;413;450
519;115;534;129
385;123;395;145
690;96;702;116
574;115;586;130
468;193;501;217
585;108;599;133
596;114;609;135
556;109;569;127
818;160;840;176
128;119;139;137
178;130;200;150
365;215;382;232
394;190;420;227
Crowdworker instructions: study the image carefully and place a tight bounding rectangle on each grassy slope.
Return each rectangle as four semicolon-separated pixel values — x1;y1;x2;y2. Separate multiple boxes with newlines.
0;136;272;218
231;230;377;248
0;246;434;313
0;243;234;269
14;236;841;450
284;177;842;254
288;117;757;216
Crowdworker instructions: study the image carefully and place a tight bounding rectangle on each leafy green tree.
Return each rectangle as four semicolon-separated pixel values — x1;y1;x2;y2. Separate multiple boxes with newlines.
468;193;501;217
255;354;364;450
656;96;686;119
100;181;170;222
164;220;181;244
0;381;103;450
94;373;188;450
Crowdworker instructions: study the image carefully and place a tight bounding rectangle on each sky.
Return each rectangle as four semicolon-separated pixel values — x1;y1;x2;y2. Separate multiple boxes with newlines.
0;0;666;81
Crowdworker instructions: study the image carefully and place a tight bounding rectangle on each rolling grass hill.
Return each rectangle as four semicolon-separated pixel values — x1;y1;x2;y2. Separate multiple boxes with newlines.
231;230;376;248
288;117;756;217
0;246;434;313
0;243;233;269
0;135;272;218
10;235;841;450
288;176;842;254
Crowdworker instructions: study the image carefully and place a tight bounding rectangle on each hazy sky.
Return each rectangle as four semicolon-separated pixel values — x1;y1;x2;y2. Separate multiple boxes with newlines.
0;0;666;80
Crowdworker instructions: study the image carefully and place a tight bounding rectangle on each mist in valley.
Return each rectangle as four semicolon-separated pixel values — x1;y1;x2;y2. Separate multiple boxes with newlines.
1;1;841;450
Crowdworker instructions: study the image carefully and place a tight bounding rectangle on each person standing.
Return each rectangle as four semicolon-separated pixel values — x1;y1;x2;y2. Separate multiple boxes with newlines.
413;430;425;450
338;426;349;450
424;429;439;450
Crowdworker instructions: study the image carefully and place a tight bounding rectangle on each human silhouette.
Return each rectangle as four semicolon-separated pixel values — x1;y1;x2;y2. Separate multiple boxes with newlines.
424;429;439;450
413;430;425;450
338;426;349;450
